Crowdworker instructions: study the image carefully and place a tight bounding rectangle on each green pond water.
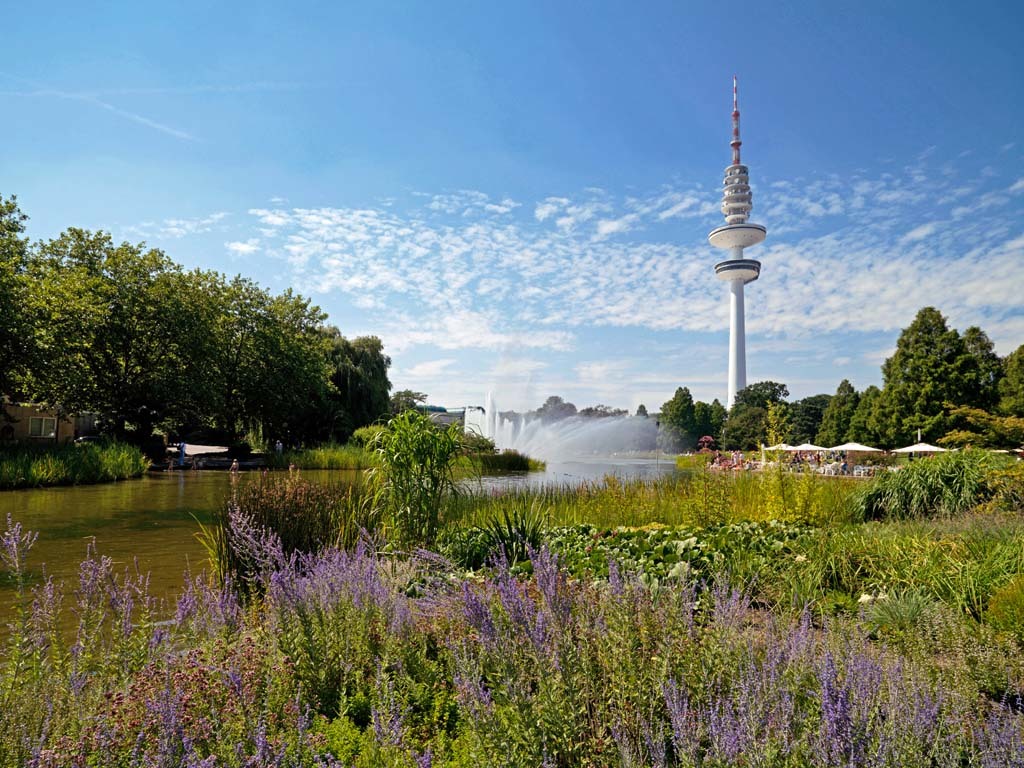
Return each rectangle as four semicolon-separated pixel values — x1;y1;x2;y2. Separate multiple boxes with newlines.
0;469;359;624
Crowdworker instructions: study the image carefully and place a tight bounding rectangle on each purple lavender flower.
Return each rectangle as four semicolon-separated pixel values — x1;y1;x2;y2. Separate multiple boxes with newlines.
1;512;38;578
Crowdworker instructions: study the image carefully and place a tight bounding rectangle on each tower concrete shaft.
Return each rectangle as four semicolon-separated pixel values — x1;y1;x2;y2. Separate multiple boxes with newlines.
727;252;747;403
709;77;765;409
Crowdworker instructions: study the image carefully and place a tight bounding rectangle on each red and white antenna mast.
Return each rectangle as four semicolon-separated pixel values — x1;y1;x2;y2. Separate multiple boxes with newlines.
731;75;742;166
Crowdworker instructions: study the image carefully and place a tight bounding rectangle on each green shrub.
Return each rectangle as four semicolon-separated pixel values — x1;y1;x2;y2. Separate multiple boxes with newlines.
866;589;936;638
987;574;1024;640
209;475;379;587
476;499;545;565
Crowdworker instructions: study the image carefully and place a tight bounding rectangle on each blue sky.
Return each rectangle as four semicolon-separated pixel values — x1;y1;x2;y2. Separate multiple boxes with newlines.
4;1;1023;412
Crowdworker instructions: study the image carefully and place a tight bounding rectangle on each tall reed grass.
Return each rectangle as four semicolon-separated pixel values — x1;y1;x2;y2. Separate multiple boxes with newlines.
267;443;376;470
207;474;379;588
0;442;149;489
855;449;1001;521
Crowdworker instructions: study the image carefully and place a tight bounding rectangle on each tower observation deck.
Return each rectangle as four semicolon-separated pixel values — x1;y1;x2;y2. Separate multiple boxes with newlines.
708;77;766;408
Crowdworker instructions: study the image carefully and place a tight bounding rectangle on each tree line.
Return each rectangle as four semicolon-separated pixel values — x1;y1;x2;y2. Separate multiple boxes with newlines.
0;195;392;446
658;307;1024;451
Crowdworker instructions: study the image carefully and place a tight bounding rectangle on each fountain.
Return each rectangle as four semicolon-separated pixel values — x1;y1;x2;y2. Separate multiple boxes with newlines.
465;393;659;463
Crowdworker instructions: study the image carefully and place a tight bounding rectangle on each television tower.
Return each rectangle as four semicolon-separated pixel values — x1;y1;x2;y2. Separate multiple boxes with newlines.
708;76;766;408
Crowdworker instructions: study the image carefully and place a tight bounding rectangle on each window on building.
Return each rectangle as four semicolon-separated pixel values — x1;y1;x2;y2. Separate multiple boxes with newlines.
29;417;57;438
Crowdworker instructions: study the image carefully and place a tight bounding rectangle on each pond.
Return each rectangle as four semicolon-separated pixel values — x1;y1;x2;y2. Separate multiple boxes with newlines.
0;458;677;623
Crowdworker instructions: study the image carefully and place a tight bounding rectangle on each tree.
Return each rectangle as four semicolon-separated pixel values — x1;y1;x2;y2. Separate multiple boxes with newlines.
636;404;648;418
578;404;627;418
939;405;1024;449
26;229;211;437
693;399;728;444
720;382;789;451
720;406;767;450
0;196;32;401
660;387;697;450
206;276;329;442
816;380;859;447
789;394;831;444
999;344;1024;417
390;389;428;415
535;396;577;422
733;381;789;412
322;330;391;440
961;326;1002;411
876;307;977;445
847;385;883;446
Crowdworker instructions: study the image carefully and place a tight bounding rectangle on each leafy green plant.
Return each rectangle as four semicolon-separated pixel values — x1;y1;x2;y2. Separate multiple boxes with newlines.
474;450;543;473
371;410;464;547
866;589;935;638
476;499;546;565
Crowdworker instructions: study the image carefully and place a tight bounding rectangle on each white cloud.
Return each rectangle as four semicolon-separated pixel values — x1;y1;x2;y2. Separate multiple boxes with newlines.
899;222;938;244
124;211;229;239
226;238;260;254
1010;178;1024;193
405;359;456;378
490;358;548;377
535;197;568;221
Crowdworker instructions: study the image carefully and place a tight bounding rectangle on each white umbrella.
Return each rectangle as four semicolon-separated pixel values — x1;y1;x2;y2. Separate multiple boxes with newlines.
829;441;883;452
791;442;826;451
764;443;793;451
892;442;947;453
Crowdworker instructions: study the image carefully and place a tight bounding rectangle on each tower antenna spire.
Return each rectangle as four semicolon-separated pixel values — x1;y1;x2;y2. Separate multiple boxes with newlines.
731;75;741;166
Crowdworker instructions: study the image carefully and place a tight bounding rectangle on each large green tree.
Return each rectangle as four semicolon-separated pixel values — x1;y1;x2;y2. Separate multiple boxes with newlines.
789;394;831;444
207;276;329;441
999;344;1024;417
733;381;789;411
720;405;768;450
961;326;1002;411
535;396;577;422
720;381;789;450
846;385;884;446
875;307;998;445
660;387;697;450
816;380;860;446
314;329;392;441
693;399;727;444
0;196;32;401
390;389;428;415
26;230;208;437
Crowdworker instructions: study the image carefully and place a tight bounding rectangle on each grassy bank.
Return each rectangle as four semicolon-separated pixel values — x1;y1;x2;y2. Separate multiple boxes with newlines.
0;442;149;489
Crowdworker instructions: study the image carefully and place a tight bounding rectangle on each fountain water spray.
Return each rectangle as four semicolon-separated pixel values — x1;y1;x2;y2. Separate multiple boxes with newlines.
465;393;659;463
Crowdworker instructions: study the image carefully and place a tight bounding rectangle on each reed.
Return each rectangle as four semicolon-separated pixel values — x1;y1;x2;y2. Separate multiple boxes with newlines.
854;449;1000;521
0;442;149;490
267;443;377;470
